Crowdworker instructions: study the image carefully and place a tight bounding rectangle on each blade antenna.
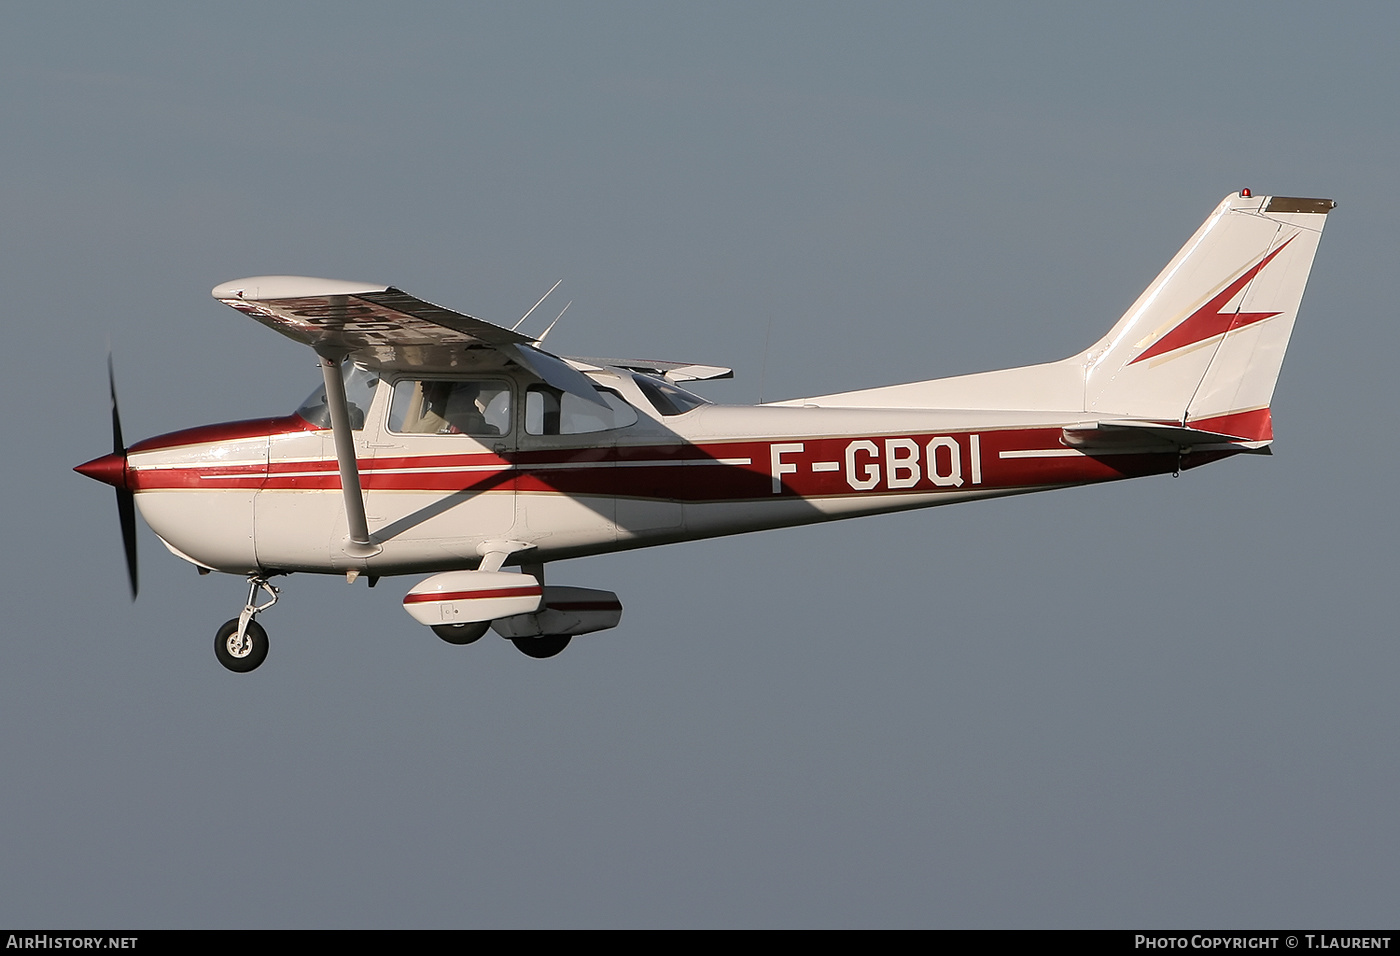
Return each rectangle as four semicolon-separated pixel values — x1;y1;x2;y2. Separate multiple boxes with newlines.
758;311;774;405
511;279;563;331
534;300;573;345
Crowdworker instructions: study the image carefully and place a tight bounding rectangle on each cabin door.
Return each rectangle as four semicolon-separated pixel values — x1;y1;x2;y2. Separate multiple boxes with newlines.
360;375;519;566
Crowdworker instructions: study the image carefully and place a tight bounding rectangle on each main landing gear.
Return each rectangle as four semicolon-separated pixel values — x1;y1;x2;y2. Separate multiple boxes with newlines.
214;575;279;673
433;623;571;657
431;622;488;645
510;635;572;659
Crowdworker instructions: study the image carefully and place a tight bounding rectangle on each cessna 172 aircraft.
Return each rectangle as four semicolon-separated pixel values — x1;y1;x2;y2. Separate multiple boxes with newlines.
76;191;1333;671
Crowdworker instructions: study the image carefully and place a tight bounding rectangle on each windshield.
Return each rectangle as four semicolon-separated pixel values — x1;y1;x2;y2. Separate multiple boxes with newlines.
296;364;381;430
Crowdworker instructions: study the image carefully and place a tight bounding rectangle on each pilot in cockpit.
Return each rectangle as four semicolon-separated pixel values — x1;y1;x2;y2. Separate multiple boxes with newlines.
437;382;496;436
390;379;510;437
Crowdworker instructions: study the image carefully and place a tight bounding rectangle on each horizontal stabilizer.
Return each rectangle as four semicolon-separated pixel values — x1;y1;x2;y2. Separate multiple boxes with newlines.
1061;419;1271;453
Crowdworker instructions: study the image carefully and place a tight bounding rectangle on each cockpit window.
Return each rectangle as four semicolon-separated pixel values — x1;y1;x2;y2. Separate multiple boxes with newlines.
526;386;638;435
296;364;380;430
631;374;710;416
388;379;512;436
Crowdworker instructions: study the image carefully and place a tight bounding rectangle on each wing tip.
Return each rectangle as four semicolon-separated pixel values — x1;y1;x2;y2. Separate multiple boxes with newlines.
212;276;389;301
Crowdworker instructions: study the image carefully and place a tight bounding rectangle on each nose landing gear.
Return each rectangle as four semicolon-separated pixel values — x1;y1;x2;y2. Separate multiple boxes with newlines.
214;575;279;673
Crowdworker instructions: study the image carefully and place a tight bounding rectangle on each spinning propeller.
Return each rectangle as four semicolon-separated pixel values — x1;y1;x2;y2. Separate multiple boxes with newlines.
74;357;138;599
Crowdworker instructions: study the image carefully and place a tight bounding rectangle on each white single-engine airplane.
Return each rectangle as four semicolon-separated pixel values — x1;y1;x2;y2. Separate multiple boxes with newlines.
77;191;1333;671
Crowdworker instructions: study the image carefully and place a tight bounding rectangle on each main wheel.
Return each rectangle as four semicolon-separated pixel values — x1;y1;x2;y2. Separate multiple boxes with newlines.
215;619;269;673
510;634;571;659
432;622;489;645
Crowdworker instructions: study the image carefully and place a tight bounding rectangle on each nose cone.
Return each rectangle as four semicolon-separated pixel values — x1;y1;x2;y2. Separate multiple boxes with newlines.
75;451;129;489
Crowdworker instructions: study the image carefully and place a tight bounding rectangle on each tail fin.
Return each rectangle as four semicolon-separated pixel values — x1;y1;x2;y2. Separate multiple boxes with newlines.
780;191;1334;438
1083;192;1334;439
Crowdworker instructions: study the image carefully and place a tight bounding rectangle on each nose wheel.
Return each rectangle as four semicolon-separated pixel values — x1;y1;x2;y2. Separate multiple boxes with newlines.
215;619;269;672
214;575;279;673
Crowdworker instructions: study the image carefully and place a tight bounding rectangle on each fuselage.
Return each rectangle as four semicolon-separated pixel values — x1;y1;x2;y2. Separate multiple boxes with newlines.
115;366;1206;577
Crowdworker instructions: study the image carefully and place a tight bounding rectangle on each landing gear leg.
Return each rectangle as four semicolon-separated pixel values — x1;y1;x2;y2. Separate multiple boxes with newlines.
214;575;279;673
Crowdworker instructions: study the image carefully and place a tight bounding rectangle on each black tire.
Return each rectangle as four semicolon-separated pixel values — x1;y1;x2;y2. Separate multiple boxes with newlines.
214;618;269;673
432;622;489;645
510;634;571;659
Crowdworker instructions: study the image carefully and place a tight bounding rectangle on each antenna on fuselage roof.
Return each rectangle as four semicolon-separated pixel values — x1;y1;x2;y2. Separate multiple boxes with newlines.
534;300;573;345
758;311;774;404
511;278;563;332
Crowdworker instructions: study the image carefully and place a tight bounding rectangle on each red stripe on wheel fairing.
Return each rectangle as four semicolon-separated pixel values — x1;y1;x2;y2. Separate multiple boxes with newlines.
402;586;543;605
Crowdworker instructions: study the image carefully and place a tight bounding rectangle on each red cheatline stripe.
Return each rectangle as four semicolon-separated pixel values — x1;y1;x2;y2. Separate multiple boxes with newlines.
1186;407;1273;442
128;415;317;452
403;586;542;605
125;424;1198;497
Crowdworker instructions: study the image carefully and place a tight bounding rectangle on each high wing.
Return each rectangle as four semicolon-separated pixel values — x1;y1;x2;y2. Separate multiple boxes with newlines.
212;275;606;406
568;356;733;383
213;276;529;361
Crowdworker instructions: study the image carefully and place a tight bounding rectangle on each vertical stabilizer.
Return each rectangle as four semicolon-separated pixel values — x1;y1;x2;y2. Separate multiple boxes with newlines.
1083;192;1334;439
775;192;1332;429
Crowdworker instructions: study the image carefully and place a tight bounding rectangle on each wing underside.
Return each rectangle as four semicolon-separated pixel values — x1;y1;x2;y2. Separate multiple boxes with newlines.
214;276;530;370
213;275;607;404
568;356;733;383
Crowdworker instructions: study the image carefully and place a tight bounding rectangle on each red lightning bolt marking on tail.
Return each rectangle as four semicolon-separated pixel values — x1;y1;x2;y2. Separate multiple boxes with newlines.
1129;234;1297;365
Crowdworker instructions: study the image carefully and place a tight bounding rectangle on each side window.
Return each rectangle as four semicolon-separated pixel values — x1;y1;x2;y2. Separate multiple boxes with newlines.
389;379;512;436
525;386;638;435
631;375;710;416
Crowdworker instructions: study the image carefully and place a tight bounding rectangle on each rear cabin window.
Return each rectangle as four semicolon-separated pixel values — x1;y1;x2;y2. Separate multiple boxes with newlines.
388;379;512;436
632;375;710;416
525;386;638;435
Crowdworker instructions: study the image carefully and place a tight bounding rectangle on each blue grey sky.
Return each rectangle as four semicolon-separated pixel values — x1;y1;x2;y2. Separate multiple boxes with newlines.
3;3;1396;927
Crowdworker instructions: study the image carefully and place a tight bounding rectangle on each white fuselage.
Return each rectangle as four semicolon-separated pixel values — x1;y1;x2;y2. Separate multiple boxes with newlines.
127;366;1191;577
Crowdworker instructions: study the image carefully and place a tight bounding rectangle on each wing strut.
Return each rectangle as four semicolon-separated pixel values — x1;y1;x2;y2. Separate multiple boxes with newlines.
318;352;381;558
